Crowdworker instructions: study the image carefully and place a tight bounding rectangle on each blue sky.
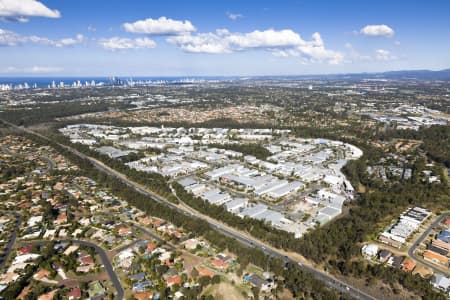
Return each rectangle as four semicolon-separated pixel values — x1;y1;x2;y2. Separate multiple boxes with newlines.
0;0;449;76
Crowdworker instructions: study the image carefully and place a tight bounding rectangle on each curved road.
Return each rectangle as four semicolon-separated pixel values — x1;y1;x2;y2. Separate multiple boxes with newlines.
21;239;124;300
408;213;450;275
2;120;376;300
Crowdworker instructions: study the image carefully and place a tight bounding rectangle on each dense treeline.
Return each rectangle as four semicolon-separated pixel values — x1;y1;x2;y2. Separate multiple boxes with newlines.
0;164;27;181
0;101;134;127
376;125;450;167
208;143;272;160
10;128;345;300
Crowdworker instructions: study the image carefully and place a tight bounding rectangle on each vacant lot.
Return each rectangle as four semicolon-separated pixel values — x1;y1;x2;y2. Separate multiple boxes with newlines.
204;282;245;300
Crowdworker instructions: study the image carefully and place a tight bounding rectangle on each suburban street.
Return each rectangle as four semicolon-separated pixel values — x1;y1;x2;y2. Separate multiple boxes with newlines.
0;212;22;270
1;120;377;300
20;239;124;300
408;212;450;275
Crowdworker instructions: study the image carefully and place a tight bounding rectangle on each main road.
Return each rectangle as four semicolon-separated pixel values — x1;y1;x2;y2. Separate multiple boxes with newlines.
2;120;376;300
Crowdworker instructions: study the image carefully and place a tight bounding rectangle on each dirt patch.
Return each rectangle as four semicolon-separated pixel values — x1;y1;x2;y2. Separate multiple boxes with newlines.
58;272;109;288
181;251;206;277
358;183;366;193
335;274;420;300
394;139;421;152
413;265;433;278
276;288;295;300
206;283;246;300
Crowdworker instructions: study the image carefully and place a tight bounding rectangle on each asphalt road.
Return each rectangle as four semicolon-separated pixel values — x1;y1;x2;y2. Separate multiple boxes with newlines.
104;211;176;250
130;221;177;250
408;213;450;275
0;212;22;270
22;239;124;300
2;120;376;300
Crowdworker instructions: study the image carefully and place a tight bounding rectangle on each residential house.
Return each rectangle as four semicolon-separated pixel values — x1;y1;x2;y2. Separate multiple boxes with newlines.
133;292;154;300
432;274;450;295
211;259;228;270
197;268;214;278
423;250;449;265
37;290;57;300
33;269;51;281
166;275;182;287
245;274;274;292
401;258;416;272
54;213;67;225
378;250;392;263
67;287;81;300
361;244;378;258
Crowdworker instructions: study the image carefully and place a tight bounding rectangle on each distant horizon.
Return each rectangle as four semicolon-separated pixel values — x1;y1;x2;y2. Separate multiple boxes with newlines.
0;67;449;79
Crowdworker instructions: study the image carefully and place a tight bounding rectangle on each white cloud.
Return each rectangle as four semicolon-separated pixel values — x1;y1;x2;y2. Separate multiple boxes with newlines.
272;49;300;58
360;24;394;37
227;29;303;49
167;29;343;64
99;37;156;50
226;12;243;20
123;16;196;35
0;28;23;46
0;0;60;22
0;65;63;73
53;34;84;47
87;25;96;32
0;28;83;47
375;49;397;61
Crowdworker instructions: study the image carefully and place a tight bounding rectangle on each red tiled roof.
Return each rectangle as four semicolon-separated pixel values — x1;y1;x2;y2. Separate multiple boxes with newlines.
17;285;31;300
67;287;81;299
423;250;449;264
166;275;182;286
80;256;94;265
401;258;416;272
119;227;132;235
19;245;34;255
197;268;214;278
211;259;228;269
133;292;154;300
147;242;156;252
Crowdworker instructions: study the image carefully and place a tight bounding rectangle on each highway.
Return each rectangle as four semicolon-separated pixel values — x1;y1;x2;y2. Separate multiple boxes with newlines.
2;120;377;300
408;213;450;275
21;239;124;300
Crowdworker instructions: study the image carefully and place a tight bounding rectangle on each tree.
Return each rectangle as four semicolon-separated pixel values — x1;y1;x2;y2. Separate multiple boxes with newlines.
191;268;199;279
251;287;260;300
198;276;211;288
211;275;221;284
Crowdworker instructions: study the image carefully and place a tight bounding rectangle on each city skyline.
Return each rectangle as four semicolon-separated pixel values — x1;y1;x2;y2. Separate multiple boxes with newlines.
1;0;449;76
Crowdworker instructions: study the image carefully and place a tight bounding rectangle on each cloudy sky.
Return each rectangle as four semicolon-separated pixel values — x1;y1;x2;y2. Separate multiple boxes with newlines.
0;0;449;76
